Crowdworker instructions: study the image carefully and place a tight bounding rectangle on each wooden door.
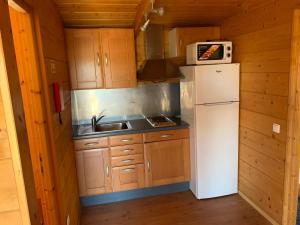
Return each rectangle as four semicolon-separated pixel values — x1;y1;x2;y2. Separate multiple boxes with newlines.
112;164;145;192
101;29;137;88
75;148;112;196
65;29;103;89
144;139;190;187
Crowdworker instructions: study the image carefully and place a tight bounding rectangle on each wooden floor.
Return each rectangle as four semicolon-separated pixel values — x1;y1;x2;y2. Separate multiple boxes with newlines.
81;191;271;225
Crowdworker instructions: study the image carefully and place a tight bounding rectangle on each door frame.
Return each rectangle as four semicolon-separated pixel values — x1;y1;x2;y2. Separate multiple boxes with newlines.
2;1;62;225
283;9;300;225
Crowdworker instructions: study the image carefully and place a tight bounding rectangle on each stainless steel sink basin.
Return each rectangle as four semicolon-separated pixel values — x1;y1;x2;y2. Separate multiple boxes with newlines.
94;122;130;132
77;121;132;136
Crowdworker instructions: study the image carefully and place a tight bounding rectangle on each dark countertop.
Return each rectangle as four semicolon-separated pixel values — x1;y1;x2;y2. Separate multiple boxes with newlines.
73;117;189;140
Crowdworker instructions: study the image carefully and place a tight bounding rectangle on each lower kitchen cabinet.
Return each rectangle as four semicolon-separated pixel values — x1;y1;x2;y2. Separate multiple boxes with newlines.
144;139;190;187
112;164;145;192
74;128;190;197
75;148;112;196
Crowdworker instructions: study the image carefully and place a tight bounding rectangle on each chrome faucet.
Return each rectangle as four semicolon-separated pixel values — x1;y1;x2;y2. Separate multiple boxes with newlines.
91;111;105;130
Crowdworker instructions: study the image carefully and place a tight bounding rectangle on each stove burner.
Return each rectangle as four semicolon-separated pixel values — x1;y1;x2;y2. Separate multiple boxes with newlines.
146;115;176;128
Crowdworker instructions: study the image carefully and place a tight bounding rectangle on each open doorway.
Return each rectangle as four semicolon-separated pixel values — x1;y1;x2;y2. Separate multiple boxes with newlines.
7;1;60;225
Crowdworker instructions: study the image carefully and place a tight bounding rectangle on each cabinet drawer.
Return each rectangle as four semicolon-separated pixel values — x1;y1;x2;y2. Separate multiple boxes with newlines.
111;154;144;167
112;164;145;192
74;137;109;150
109;134;142;146
111;144;143;157
143;129;189;143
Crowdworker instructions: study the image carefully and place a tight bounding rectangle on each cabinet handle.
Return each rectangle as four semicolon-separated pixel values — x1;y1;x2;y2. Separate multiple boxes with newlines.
84;142;99;146
122;168;135;173
122;159;134;163
121;149;133;152
105;53;108;65
179;39;182;47
106;165;109;177
121;138;133;142
97;52;100;65
160;134;173;138
147;161;150;171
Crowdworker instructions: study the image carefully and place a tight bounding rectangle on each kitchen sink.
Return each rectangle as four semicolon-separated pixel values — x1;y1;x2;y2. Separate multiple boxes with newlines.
94;122;130;132
77;121;132;136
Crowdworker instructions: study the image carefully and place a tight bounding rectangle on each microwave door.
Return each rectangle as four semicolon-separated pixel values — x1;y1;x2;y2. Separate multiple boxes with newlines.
198;44;224;61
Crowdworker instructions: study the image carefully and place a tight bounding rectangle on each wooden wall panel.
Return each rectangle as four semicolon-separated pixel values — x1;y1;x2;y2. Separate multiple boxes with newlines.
240;144;285;185
0;211;22;225
0;97;10;160
0;93;23;223
30;1;81;225
0;159;19;212
240;127;286;161
221;0;300;224
239;176;283;223
240;109;287;142
240;72;289;97
240;92;288;120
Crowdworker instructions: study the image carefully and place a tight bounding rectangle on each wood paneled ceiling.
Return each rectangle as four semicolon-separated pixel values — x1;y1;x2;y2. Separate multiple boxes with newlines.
54;0;244;28
54;0;142;27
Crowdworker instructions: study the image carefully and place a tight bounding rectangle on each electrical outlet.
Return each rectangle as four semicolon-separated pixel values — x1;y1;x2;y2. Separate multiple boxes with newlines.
50;61;56;74
273;123;281;134
66;215;70;225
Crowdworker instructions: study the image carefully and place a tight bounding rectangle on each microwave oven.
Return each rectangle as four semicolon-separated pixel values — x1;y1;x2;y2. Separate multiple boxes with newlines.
186;41;232;65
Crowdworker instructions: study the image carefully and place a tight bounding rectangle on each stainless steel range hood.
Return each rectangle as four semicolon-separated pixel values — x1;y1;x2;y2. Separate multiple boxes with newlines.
137;25;183;82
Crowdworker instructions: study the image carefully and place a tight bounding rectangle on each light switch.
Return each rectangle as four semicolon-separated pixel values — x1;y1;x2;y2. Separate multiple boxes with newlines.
273;123;281;134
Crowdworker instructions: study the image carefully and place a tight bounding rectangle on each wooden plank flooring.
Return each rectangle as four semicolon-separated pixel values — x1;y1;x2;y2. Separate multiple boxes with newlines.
81;191;271;225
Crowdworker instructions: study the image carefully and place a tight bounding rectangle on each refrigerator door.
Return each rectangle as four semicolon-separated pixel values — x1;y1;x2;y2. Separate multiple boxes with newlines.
195;64;240;104
195;102;239;199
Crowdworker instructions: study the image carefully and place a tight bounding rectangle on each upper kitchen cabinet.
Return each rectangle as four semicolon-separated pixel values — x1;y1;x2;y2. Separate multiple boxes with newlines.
101;29;137;88
65;28;137;90
65;29;104;90
168;27;220;58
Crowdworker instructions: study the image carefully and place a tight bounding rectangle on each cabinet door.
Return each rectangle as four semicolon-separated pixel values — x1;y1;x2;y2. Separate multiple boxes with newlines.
65;29;103;89
169;27;220;58
144;139;190;187
112;164;145;192
101;29;137;88
75;148;112;196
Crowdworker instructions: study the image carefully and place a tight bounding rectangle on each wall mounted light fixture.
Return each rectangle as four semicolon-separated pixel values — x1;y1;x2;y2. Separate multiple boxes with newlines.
140;0;164;32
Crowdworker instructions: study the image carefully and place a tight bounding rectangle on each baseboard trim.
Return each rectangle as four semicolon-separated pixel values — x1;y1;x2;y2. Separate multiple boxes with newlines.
81;182;190;207
239;191;280;225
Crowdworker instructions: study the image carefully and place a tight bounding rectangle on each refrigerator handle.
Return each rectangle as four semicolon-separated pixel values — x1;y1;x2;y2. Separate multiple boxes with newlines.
202;101;238;106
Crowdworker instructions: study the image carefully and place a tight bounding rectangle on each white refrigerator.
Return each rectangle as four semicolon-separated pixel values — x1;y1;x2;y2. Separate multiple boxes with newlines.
180;63;240;199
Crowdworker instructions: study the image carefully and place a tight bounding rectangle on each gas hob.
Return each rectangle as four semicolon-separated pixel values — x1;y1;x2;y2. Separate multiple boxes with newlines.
146;115;177;128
